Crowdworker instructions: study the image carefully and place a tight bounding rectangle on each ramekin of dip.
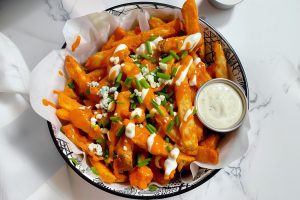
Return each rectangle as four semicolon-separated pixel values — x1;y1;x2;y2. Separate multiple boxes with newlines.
195;78;247;132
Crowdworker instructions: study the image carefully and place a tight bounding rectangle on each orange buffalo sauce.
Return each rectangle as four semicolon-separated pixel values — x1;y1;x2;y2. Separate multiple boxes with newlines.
42;99;56;109
71;35;81;52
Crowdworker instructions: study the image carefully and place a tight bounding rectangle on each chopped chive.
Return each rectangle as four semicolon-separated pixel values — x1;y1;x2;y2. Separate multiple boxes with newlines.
149;184;158;192
175;115;179;126
130;102;137;110
171;67;178;77
169;105;174;116
103;149;109;159
145;41;153;55
161;55;173;63
148;35;158;41
140;78;150;89
166;120;174;132
67;80;75;89
151;100;164;116
137;158;151;167
85;88;90;96
151;57;157;64
91;167;99;175
139;64;147;69
133;115;140;119
166;146;172;153
192;107;197;115
91;124;98;129
146;113;154;119
116;72;122;83
134;60;141;64
146;124;157;134
161;99;167;106
130;93;136;98
116;126;125;137
169;50;180;60
137;96;143;104
135;78;142;91
151;68;159;74
69;157;78;166
156;92;168;98
124;77;133;87
180;50;188;59
140;53;151;60
110;116;121;122
96;138;107;145
157;72;171;80
165;136;170;143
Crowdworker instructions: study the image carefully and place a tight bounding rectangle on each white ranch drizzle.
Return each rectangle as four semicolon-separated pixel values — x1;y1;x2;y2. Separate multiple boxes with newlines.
125;122;135;138
180;33;202;51
130;108;143;119
164;147;180;176
114;44;128;53
147;133;156;152
175;58;193;86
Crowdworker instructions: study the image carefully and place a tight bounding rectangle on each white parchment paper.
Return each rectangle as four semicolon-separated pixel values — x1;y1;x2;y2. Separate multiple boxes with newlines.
30;7;250;187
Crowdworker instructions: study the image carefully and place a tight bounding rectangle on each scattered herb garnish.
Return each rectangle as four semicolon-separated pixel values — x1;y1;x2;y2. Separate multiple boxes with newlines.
91;167;99;175
69;157;78;166
161;55;173;63
169;50;180;60
110;116;121;122
124;77;133;87
157;72;171;80
174;115;179;126
180;50;188;59
166;120;175;132
148;184;158;192
67;80;75;89
137;157;152;167
116;126;125;137
145;41;153;55
146;123;157;134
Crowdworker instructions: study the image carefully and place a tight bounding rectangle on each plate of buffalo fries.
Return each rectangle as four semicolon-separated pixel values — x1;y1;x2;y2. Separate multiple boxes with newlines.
30;0;249;198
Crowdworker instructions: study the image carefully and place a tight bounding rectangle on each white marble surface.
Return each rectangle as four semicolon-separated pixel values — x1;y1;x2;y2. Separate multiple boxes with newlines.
0;0;300;199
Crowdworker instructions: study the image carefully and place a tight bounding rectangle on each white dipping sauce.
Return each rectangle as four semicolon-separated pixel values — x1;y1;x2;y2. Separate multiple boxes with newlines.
197;82;243;129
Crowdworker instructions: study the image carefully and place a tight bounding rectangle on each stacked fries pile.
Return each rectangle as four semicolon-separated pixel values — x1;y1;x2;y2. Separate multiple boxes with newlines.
56;0;229;189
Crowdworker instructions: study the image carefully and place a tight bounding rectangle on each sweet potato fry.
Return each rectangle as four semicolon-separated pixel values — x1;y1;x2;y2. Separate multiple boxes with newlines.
65;55;90;94
149;16;166;29
89;158;117;183
211;41;229;79
69;108;102;140
57;92;83;111
102;19;181;51
56;108;70;121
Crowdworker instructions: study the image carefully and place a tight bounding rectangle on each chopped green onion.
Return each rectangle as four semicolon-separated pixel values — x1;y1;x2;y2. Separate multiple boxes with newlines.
110;116;121;122
169;50;180;60
91;124;98;129
130;102;137;110
171;67;178;77
192;107;197;115
96;137;107;145
151;57;157;64
124;77;133;87
148;35;158;41
140;53;151;60
133;115;140;119
135;78;142;90
166;146;172;153
116;72;122;83
161;55;173;63
67;80;75;89
137;158;152;167
140;78;150;88
130;93;136;99
151;68;159;74
148;184;158;192
146;123;157;134
103;149;109;159
151;100;164;116
145;41;153;55
157;72;171;80
146;113;154;119
169;105;174;116
139;64;147;69
165;136;170;143
180;50;188;59
175;115;179;126
161;99;167;106
166;120;174;132
130;54;138;59
116;126;125;137
137;96;143;104
91;167;99;175
69;157;78;166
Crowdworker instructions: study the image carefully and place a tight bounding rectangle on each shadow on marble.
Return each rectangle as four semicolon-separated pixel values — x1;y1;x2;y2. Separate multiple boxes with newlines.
198;0;234;28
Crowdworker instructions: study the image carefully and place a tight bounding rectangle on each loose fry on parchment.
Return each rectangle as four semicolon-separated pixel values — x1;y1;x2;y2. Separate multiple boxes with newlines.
207;41;229;79
102;27;127;50
65;55;90;94
102;19;181;51
196;133;221;164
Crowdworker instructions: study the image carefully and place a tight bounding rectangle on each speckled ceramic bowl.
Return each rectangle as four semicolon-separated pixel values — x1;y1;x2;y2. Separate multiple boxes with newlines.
48;2;249;199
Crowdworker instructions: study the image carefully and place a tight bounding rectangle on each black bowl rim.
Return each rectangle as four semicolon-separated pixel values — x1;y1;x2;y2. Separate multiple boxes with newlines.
47;1;249;199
